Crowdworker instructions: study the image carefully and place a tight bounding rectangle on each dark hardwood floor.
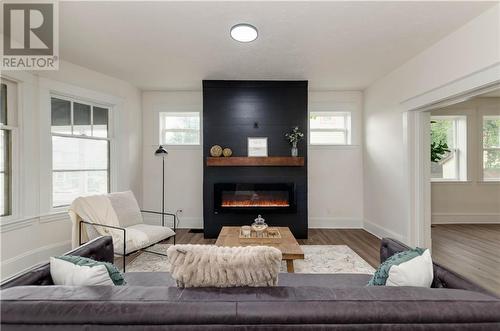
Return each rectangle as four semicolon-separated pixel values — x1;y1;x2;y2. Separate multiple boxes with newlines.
118;229;381;269
431;224;500;295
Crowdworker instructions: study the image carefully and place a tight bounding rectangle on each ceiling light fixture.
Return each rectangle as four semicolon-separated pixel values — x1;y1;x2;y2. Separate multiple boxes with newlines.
230;24;258;43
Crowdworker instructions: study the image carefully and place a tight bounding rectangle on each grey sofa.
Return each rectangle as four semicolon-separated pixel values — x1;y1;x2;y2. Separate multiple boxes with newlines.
1;236;499;330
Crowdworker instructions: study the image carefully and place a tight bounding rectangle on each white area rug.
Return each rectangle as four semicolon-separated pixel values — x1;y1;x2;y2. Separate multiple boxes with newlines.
126;245;375;274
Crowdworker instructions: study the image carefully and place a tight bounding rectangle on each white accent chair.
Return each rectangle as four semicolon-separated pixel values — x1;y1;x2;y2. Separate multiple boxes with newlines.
71;191;176;271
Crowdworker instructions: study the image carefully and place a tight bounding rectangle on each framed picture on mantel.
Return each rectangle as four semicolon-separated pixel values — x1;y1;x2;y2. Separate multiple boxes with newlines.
248;137;268;157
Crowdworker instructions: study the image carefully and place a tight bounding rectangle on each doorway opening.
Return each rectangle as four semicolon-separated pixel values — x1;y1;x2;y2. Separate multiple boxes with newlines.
428;89;500;295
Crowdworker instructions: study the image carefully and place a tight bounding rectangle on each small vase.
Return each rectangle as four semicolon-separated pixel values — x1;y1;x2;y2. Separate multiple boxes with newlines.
291;142;298;157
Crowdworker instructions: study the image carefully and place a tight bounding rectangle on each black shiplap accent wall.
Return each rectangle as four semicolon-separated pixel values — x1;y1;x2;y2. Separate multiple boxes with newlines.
203;80;308;238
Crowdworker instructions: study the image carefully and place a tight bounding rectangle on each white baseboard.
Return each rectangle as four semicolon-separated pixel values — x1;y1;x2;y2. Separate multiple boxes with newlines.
176;217;203;229
1;240;71;280
308;217;363;229
432;213;500;224
363;219;406;242
142;214;203;229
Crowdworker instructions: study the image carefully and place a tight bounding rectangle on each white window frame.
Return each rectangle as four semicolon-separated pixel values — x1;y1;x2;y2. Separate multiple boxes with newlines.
50;93;113;208
481;115;500;182
0;78;19;221
309;111;351;146
430;115;467;182
159;111;201;146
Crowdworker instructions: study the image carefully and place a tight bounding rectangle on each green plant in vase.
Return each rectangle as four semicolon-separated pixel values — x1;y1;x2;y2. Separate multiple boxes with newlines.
285;126;304;157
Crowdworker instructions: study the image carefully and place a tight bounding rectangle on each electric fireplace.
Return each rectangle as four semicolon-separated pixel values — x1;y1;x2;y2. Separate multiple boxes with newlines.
214;183;296;213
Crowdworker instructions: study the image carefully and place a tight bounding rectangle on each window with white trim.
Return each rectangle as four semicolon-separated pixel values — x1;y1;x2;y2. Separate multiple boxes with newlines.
159;112;200;145
430;116;467;181
482;115;500;181
0;79;17;216
309;111;351;145
51;96;111;207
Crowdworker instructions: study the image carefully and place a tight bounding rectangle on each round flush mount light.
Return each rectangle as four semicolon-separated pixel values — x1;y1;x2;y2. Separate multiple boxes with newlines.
230;24;258;43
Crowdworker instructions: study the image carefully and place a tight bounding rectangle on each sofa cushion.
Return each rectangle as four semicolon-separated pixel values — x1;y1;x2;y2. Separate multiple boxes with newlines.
2;286;499;328
278;273;372;288
123;272;373;288
122;224;175;254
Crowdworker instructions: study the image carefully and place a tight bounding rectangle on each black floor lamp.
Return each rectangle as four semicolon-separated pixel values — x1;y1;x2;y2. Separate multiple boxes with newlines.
154;145;168;228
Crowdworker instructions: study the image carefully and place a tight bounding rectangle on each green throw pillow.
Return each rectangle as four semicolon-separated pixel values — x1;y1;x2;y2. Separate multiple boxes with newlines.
55;255;126;285
368;248;425;286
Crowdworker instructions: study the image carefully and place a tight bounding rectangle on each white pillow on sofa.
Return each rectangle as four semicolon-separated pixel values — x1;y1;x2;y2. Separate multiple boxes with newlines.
50;257;118;286
386;249;433;287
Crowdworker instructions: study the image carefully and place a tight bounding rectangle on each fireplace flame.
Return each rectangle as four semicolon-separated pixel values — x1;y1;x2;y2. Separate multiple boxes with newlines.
222;199;290;208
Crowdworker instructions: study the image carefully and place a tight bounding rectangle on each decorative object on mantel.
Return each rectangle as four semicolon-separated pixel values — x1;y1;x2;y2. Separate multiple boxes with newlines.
210;145;223;157
222;147;233;157
251;214;268;237
248;137;268;157
285;126;304;157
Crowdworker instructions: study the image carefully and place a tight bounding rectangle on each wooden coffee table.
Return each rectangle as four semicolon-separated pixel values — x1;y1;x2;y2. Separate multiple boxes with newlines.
215;226;304;273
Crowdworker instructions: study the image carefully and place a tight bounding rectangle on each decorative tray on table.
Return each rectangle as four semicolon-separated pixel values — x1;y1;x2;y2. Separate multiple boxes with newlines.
239;227;282;243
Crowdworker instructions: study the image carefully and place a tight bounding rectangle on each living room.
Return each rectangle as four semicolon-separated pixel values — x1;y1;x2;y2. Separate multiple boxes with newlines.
1;1;499;329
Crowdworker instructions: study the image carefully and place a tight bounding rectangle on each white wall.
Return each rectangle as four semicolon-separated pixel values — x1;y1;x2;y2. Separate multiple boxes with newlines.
363;5;500;243
141;91;203;228
431;98;500;224
141;90;364;229
308;91;364;228
0;60;142;279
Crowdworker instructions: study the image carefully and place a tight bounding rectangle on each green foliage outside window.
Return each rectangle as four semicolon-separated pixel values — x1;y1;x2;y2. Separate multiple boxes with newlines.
483;118;500;172
430;120;451;163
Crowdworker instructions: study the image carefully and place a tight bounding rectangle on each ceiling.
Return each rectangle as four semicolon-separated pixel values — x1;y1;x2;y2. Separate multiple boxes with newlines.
56;1;494;91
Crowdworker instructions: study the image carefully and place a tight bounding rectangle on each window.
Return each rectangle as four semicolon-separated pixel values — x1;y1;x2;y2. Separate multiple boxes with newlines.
430;116;467;181
159;112;200;145
0;79;17;217
51;96;110;207
482;115;500;181
309;111;351;145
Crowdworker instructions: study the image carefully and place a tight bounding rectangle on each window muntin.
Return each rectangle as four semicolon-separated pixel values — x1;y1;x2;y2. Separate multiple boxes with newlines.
51;97;109;138
309;111;351;145
482;115;500;181
159;112;200;145
430;116;466;181
51;96;110;207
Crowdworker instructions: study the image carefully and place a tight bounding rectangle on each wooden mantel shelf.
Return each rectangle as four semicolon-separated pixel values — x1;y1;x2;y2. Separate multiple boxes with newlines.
207;156;305;167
